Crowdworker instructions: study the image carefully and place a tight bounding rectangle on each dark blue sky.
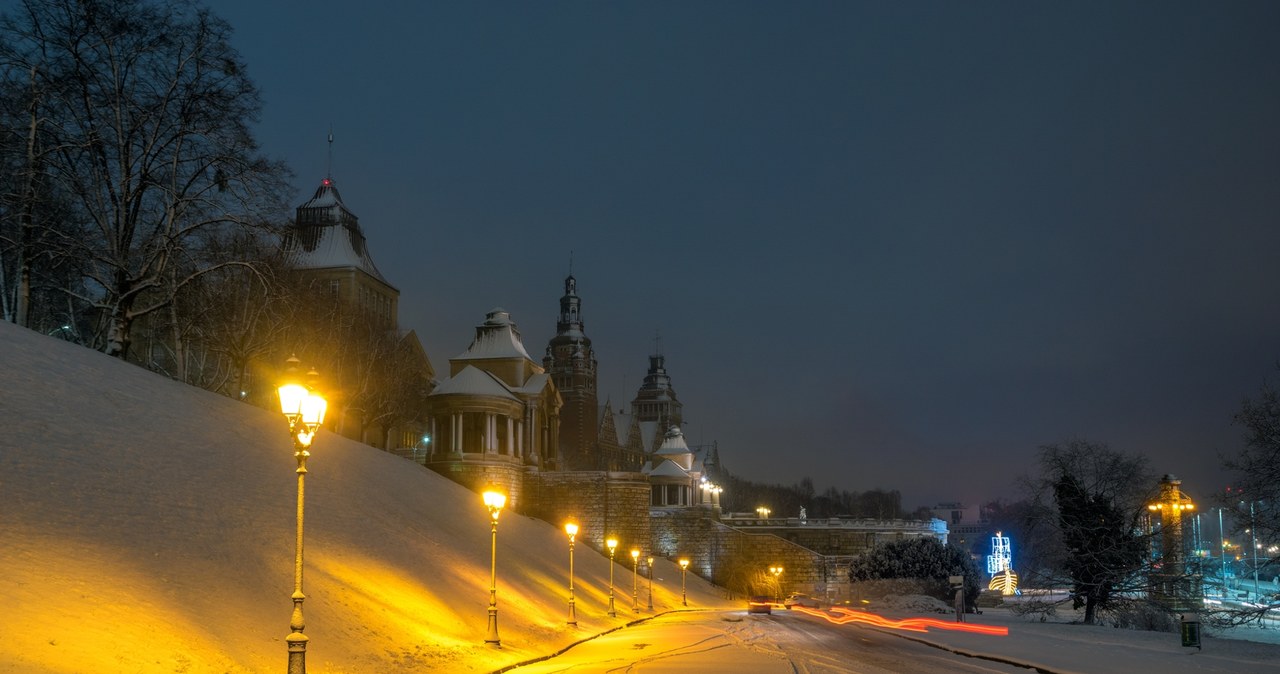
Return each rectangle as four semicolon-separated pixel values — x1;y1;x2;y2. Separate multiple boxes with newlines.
214;1;1280;508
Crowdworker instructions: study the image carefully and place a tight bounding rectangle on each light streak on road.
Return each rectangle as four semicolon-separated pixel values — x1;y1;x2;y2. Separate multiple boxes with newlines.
790;605;1010;636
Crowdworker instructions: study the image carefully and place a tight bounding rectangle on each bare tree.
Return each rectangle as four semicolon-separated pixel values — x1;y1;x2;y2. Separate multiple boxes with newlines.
0;0;289;359
1208;370;1280;627
1226;372;1280;542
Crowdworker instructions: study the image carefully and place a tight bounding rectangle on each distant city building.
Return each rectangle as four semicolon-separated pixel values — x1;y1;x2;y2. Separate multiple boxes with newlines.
931;502;988;552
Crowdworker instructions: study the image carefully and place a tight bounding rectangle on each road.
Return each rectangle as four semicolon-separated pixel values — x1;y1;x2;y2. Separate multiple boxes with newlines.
503;608;1032;673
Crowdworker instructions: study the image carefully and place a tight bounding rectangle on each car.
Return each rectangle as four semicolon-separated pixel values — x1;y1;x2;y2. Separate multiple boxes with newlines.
783;593;820;609
747;596;773;614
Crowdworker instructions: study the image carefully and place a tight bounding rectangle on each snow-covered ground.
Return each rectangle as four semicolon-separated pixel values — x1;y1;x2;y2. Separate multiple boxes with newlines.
4;319;1279;673
0;321;734;673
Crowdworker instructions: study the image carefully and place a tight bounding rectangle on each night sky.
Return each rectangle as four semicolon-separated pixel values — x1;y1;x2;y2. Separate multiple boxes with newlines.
212;1;1280;509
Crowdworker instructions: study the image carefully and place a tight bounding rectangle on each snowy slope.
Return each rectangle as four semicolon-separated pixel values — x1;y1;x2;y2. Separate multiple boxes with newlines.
0;321;733;673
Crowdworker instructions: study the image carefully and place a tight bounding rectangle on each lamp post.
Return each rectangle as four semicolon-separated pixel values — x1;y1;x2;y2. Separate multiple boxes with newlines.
277;356;327;674
756;506;771;519
630;549;641;613
646;556;655;611
769;565;784;602
564;522;578;626
1219;507;1228;594
679;558;690;606
606;537;619;617
482;487;506;646
1247;500;1260;601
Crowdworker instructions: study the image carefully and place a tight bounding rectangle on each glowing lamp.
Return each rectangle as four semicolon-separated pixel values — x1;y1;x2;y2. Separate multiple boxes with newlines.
564;522;578;538
483;488;506;520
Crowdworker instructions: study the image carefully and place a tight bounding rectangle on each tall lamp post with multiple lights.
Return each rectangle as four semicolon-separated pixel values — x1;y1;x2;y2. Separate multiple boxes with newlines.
564;522;579;626
630;549;641;613
646;556;655;611
483;487;506;646
277;356;327;674
1146;475;1195;608
606;537;619;617
679;558;690;606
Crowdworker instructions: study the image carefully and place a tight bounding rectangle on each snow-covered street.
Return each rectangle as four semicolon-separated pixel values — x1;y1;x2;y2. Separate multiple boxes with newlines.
506;608;1028;673
504;603;1280;674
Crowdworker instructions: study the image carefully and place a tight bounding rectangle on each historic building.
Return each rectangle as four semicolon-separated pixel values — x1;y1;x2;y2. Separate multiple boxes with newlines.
643;425;721;509
543;275;600;470
416;273;943;601
423;308;561;510
282;176;433;449
289;177;399;328
630;351;683;444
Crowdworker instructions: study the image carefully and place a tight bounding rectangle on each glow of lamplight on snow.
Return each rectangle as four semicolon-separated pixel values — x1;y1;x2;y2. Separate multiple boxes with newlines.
790;606;1009;636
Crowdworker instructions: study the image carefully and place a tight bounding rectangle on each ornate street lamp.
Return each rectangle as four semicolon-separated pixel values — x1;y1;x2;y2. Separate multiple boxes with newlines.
564;522;579;626
678;558;690;607
277;355;327;674
482;486;506;646
646;556;655;611
606;537;619;617
769;565;784;602
630;549;641;613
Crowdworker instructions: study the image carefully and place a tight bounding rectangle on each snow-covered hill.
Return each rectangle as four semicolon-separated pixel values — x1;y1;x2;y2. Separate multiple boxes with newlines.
0;321;732;673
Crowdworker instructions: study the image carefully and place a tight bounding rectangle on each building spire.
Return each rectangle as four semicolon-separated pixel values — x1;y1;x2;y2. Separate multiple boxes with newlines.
326;126;334;180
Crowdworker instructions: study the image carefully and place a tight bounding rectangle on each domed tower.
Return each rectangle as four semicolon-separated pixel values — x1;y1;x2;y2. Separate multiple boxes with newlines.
543;275;599;470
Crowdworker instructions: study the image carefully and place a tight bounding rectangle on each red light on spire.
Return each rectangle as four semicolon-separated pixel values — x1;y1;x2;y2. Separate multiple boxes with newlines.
322;178;331;186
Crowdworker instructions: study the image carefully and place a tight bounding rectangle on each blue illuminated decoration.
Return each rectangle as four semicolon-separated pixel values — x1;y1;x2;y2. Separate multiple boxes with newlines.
986;532;1011;575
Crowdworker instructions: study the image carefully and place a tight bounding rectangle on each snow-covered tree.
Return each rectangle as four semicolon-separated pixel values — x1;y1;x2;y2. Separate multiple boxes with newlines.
848;537;982;609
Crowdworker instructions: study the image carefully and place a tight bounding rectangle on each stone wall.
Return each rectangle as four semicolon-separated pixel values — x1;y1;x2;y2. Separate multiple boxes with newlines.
650;510;836;600
426;453;525;511
524;471;651;556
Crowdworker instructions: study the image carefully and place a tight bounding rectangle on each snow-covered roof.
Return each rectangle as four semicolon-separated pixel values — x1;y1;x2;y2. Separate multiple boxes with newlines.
454;308;534;362
647;459;691;479
516;372;550;396
654;425;692;456
429;365;519;401
637;420;659;453
610;409;632;445
287;178;390;284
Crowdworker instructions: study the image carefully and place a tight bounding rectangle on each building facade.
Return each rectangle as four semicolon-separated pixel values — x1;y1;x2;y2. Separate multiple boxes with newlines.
423;308;561;510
